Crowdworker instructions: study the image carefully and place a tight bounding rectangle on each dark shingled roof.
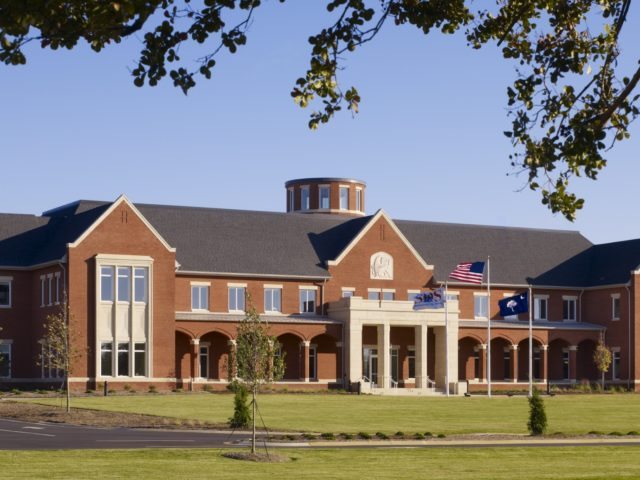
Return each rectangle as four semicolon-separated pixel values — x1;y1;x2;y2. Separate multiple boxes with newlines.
0;198;637;287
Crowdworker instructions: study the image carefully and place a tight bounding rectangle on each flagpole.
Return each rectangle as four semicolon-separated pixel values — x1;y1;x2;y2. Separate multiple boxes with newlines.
445;281;450;397
487;256;491;398
528;285;533;397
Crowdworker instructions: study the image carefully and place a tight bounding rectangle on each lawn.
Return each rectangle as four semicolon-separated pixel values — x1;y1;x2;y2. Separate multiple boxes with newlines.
2;446;640;479
28;393;640;435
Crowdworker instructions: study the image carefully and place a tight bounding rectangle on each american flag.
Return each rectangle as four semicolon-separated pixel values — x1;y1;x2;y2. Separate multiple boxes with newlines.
449;261;485;284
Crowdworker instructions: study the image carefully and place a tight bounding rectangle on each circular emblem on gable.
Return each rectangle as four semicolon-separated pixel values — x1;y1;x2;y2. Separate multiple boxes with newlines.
370;252;393;280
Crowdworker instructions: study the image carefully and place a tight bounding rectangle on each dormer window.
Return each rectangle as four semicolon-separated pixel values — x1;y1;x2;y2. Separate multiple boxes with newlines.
301;186;310;210
339;186;349;210
319;185;330;209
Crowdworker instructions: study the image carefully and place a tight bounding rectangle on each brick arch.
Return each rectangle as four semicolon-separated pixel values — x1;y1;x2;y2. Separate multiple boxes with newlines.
459;333;484;344
277;333;304;380
275;329;307;342
489;336;513;381
458;336;482;381
200;331;233;380
176;327;196;340
490;333;517;346
516;336;545;382
198;327;233;341
175;330;193;381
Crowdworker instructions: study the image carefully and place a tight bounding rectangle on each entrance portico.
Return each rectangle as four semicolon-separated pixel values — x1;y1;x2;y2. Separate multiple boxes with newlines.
329;296;460;394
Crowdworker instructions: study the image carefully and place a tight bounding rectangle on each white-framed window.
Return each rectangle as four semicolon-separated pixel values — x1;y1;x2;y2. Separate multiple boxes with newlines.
117;342;130;377
199;344;209;378
339;186;349;210
299;288;317;314
612;294;621;320
612;348;621;380
264;286;282;313
134;342;146;376
100;341;113;376
117;267;131;302
342;287;355;298
54;272;61;305
355;188;362;212
40;275;46;307
301;186;310;210
47;274;53;306
134;267;148;303
407;346;416;379
228;285;246;312
562;296;577;321
0;343;11;378
191;285;209;311
0;277;12;308
287;188;294;211
534;295;548;321
474;294;488;319
319;185;330;209
367;289;395;301
407;290;421;302
40;341;63;379
100;267;114;302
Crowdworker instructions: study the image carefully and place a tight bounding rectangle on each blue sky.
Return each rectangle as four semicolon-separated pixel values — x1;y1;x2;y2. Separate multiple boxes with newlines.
1;3;638;245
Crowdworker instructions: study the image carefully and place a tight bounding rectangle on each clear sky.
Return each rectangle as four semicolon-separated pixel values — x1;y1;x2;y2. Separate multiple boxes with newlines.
1;3;638;245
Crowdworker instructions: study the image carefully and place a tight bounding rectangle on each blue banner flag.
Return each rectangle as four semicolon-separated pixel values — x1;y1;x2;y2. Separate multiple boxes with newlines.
498;291;529;317
413;288;446;310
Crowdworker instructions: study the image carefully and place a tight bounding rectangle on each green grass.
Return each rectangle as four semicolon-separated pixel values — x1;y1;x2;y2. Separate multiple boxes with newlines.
2;447;640;479
28;393;640;435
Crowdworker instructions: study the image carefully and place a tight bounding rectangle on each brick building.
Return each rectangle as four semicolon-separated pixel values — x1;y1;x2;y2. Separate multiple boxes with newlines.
0;177;638;393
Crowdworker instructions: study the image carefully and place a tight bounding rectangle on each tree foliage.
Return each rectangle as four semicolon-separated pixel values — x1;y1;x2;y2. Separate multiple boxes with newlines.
593;340;612;390
231;297;284;453
39;300;81;412
1;0;638;219
527;388;547;435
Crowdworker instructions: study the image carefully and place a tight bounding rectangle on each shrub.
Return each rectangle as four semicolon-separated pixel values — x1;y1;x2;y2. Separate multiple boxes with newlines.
588;431;603;435
609;431;624;436
148;385;158;394
357;432;371;440
123;384;132;392
414;433;425;440
302;433;316;440
375;432;389;440
437;433;446;438
10;388;21;395
627;431;640;436
228;384;251;429
424;432;433;437
394;431;405;438
341;433;353;440
320;432;335;440
527;389;548;435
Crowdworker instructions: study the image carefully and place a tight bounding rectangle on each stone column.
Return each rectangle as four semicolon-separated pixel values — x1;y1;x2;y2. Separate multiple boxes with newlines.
478;344;487;382
569;345;578;382
347;324;363;386
415;324;428;388
190;338;200;380
541;345;548;383
377;323;390;389
301;340;310;382
510;344;519;383
227;339;237;380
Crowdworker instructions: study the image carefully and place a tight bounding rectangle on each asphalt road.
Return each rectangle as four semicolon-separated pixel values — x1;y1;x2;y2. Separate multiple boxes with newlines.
3;418;640;451
0;418;254;450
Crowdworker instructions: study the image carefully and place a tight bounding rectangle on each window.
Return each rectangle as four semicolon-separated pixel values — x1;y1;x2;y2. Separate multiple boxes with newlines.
117;267;131;302
319;185;330;209
534;296;548;321
339;186;349;210
100;267;114;302
47;274;53;306
287;188;294;211
229;286;246;312
0;344;11;378
407;291;420;302
342;288;354;298
264;287;282;313
309;345;317;380
474;295;488;319
117;342;129;376
612;295;621;320
40;275;46;307
134;267;148;303
54;273;60;304
191;285;209;311
199;345;209;378
0;278;11;308
301;186;310;210
299;289;316;314
612;350;621;380
382;291;395;301
408;347;415;379
368;290;379;300
134;343;146;376
100;342;113;376
355;188;362;212
562;297;576;321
